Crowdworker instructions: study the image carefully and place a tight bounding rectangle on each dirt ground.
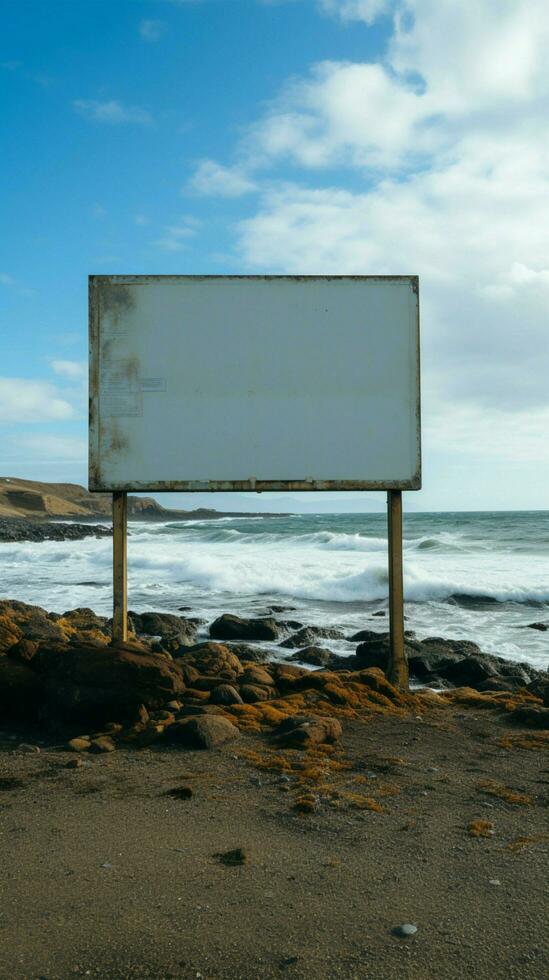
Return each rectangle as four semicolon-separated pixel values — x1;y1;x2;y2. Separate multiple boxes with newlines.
0;705;547;980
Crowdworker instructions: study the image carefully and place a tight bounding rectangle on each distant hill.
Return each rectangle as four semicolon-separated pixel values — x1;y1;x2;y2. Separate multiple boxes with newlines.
0;477;282;521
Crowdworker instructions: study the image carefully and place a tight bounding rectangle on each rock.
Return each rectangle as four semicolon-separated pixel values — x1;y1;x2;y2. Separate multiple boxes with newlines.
40;642;185;725
393;924;418;938
354;667;408;703
214;847;248;866
276;715;342;748
165;786;193;800
347;629;383;643
167;715;240;749
0;600;112;649
372;610;386;617
526;678;549;706
240;684;271;703
279;626;343;649
271;663;309;692
17;742;40;753
436;655;499;687
240;665;275;687
209;614;282;642
524;622;548;631
0;657;42;716
67;737;91;752
128;610;198;645
227;643;271;663
475;678;515;693
7;638;40;664
210;684;243;705
89;735;116;753
420;636;482;657
65;757;85;769
287;646;334;667
178;643;243;681
0;618;22;653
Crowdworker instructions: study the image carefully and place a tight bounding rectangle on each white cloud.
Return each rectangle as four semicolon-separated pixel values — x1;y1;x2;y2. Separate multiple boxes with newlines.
320;0;393;23
0;379;74;423
139;19;165;42
152;217;200;251
6;434;87;462
0;272;16;286
51;360;87;380
188;159;257;197
73;99;153;125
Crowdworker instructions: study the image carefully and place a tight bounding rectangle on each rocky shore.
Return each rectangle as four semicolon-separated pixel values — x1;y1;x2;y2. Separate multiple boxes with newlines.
0;601;547;747
0;518;112;543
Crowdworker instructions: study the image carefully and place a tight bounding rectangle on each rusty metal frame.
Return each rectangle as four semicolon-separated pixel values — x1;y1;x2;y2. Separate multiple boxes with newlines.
89;274;421;494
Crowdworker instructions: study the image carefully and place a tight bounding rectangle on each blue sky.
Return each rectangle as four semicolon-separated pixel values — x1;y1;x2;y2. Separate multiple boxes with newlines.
2;0;549;512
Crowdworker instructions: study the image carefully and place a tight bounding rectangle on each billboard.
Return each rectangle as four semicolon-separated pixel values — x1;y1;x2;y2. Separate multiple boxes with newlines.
89;275;420;492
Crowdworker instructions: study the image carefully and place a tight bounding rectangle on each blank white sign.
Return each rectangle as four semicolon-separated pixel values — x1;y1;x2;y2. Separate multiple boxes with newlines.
89;275;421;492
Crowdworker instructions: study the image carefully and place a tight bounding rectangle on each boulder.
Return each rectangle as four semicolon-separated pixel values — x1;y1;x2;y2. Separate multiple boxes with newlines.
240;684;271;703
240;665;275;687
347;629;383;643
0;600;69;646
279;626;343;649
0;616;23;653
6;638;39;664
354;667;407;703
210;683;243;705
128;610;198;646
527;678;549;707
209;614;281;642
276;715;342;748
178;642;243;681
436;655;499;687
287;646;334;667
270;663;309;692
39;642;185;724
167;715;240;749
227;643;271;663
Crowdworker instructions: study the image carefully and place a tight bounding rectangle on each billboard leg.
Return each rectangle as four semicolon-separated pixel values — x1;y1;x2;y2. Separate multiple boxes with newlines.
112;491;128;645
387;490;409;691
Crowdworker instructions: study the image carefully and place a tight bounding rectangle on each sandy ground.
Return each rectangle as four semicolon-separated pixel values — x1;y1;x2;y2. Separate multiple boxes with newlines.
0;706;547;980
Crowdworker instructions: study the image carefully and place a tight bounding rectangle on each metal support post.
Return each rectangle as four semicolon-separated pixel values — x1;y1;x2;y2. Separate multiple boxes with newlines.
112;491;128;645
387;490;408;690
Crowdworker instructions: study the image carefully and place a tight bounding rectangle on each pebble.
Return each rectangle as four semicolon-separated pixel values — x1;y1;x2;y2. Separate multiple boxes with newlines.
489;879;501;886
393;923;418;938
100;862;113;870
17;743;40;754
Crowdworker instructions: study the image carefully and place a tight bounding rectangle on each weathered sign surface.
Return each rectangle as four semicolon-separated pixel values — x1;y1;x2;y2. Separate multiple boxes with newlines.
89;275;421;492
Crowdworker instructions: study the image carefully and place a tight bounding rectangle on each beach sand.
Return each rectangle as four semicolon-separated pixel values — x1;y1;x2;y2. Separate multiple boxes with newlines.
1;705;547;980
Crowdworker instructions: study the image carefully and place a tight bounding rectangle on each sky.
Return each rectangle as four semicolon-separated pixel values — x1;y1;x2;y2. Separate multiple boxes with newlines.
1;0;548;513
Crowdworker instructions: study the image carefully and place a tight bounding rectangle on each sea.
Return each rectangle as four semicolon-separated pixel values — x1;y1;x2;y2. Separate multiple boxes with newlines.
2;510;548;671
